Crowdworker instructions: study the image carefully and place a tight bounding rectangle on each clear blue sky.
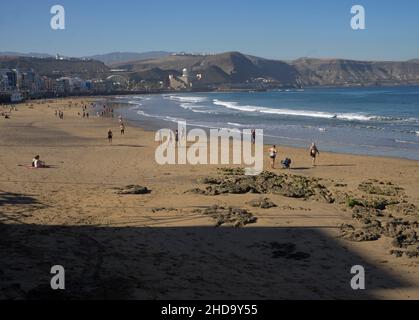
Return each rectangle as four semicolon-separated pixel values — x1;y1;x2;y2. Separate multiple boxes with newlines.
1;0;418;61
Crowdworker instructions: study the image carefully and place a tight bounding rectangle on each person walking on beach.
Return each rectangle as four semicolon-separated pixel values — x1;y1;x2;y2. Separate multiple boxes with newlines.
108;129;113;144
309;142;320;167
251;129;256;145
120;123;125;135
175;130;179;146
156;130;162;144
268;145;278;169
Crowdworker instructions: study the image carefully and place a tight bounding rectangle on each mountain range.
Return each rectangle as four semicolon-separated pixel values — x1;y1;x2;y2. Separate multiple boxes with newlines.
114;52;419;87
1;51;419;88
0;51;172;65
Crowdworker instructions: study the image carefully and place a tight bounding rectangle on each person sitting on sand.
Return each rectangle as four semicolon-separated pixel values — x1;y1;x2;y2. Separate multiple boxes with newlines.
309;142;320;166
108;129;113;144
32;155;45;168
268;145;278;169
281;157;292;169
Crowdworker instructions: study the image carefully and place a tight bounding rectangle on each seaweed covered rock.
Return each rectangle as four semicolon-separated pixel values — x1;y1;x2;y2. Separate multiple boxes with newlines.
115;185;151;195
217;167;246;176
346;196;398;210
340;223;382;242
358;180;404;196
247;197;277;209
340;216;419;258
194;205;257;227
405;247;419;258
188;171;334;203
352;205;384;224
387;202;418;216
391;229;417;248
382;219;413;238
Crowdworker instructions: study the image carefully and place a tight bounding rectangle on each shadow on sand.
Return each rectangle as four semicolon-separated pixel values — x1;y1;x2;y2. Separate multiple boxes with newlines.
0;220;413;300
0;191;40;206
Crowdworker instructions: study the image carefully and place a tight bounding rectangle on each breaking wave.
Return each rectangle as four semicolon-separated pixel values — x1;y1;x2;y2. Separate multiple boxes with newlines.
212;99;417;123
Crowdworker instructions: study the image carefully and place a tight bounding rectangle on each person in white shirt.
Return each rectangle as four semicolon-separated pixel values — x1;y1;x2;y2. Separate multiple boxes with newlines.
268;145;277;169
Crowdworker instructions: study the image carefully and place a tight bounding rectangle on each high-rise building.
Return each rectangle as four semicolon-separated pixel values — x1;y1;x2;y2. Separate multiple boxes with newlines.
6;70;17;88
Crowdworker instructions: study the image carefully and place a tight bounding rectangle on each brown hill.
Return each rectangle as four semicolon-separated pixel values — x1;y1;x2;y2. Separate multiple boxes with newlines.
116;52;298;85
116;52;419;87
292;58;419;86
0;56;109;79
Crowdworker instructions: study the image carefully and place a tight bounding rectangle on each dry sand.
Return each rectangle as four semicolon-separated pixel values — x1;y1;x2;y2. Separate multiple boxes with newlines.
0;97;418;300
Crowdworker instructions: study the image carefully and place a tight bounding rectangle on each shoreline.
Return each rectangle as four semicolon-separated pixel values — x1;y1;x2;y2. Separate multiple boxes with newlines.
2;83;419;106
104;97;419;163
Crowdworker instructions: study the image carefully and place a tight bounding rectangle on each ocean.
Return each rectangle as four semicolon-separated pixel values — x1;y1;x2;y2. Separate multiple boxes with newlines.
113;86;419;160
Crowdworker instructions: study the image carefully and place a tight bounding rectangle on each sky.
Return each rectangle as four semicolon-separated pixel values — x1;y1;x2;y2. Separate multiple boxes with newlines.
0;0;418;61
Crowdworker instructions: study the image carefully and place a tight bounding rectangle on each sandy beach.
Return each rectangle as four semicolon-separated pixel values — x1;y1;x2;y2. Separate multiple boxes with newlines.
0;97;418;300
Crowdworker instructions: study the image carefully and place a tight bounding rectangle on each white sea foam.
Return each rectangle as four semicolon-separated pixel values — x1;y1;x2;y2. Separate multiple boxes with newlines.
227;122;243;127
213;99;389;122
169;95;208;103
395;139;419;145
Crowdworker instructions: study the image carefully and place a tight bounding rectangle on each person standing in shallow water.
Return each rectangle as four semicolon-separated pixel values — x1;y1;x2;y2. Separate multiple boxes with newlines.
108;129;113;144
309;142;320;166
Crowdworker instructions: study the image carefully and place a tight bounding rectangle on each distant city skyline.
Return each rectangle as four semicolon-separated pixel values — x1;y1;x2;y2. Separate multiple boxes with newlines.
1;0;419;61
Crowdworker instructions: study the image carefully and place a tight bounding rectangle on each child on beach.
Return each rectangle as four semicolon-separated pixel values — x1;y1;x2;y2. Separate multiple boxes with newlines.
268;145;277;169
309;142;320;166
281;157;292;169
108;129;113;144
120;123;125;135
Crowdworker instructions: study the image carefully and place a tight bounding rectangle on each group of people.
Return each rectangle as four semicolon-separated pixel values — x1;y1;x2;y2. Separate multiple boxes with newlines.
268;142;320;169
54;110;64;119
101;105;114;118
155;128;187;146
1;105;17;119
77;104;95;118
107;116;126;144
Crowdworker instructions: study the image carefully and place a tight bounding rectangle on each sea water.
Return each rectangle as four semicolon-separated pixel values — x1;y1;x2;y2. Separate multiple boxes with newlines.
115;86;419;160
